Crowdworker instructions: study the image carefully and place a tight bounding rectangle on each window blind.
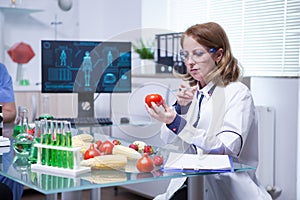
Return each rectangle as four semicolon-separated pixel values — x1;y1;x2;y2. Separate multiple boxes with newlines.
167;0;300;77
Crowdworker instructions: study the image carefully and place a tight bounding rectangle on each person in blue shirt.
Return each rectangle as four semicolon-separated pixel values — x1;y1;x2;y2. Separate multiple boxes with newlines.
0;62;24;200
0;63;16;123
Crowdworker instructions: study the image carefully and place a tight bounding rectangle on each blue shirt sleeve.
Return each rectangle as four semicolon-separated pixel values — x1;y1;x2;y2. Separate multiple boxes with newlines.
166;114;187;134
174;101;192;115
0;63;15;102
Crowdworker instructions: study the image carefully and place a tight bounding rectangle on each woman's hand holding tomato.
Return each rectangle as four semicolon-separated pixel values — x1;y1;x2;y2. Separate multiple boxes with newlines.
144;94;176;125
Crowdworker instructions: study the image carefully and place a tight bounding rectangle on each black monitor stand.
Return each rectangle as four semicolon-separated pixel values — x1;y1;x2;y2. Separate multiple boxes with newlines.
78;92;94;118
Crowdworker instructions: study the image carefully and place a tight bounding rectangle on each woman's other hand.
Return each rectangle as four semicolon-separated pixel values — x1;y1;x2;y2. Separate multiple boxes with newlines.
145;99;176;124
176;84;197;106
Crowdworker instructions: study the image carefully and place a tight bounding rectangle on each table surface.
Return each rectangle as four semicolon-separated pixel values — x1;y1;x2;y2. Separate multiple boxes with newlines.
0;131;255;195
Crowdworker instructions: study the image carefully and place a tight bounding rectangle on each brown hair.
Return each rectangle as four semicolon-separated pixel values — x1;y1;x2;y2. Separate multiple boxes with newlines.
175;22;241;87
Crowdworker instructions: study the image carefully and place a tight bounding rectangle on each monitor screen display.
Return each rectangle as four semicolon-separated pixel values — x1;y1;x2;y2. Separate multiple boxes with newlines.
41;40;131;93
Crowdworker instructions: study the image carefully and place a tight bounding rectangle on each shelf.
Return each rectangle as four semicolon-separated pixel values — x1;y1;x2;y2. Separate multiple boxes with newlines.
14;84;41;92
0;6;43;14
132;73;177;79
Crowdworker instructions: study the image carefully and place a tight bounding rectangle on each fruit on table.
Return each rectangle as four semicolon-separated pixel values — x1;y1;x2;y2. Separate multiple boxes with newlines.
80;154;127;170
95;140;102;149
112;139;121;145
99;140;114;155
84;144;101;160
132;140;147;153
112;145;142;160
136;153;154;173
129;143;138;151
143;145;155;154
153;155;164;166
145;93;163;108
72;135;92;154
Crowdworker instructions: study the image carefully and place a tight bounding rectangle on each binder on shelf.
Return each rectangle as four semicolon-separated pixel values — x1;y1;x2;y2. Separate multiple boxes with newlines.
162;152;233;172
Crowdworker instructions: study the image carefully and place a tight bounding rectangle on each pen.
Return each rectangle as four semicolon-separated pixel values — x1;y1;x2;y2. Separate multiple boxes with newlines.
171;88;193;92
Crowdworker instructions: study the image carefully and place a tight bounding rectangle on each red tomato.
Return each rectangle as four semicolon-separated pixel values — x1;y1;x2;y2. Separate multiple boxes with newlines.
153;155;164;166
84;144;101;160
99;140;114;155
95;140;102;149
145;94;163;108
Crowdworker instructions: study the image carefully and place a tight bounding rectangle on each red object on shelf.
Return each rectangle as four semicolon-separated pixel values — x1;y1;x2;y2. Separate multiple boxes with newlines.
7;42;35;64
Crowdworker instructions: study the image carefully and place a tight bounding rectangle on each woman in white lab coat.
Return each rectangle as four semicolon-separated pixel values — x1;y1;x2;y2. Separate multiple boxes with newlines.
145;22;272;200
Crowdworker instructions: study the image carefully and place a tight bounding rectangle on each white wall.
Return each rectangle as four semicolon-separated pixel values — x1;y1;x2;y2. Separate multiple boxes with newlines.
251;77;300;200
0;0;80;89
78;0;142;41
0;0;143;90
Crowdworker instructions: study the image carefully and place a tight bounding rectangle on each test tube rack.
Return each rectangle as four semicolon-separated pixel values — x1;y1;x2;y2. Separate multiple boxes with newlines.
31;143;91;177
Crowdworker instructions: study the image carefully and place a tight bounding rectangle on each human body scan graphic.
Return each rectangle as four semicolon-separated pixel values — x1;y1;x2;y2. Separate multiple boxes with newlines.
82;51;93;87
60;49;67;66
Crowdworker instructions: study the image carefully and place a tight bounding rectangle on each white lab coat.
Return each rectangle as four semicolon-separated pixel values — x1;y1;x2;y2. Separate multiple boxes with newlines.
154;81;272;200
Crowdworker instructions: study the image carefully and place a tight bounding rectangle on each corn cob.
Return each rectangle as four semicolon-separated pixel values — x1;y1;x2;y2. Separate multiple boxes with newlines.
112;145;142;160
82;170;127;184
80;155;127;170
72;133;93;143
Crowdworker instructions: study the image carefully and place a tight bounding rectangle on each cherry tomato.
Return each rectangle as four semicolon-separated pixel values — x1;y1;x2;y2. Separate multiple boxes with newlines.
99;140;114;155
112;139;121;145
153;155;164;166
145;94;163;108
84;144;101;160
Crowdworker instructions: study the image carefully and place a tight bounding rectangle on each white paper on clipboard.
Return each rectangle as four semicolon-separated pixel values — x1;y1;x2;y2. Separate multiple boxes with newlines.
163;152;233;172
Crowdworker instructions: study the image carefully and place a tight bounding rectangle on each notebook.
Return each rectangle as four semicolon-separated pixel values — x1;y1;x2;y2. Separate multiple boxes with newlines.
162;152;233;172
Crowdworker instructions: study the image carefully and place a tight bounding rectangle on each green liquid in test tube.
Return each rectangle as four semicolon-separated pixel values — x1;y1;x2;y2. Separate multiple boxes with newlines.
45;121;53;166
61;128;68;169
51;121;58;167
64;121;74;169
40;120;47;165
56;121;63;168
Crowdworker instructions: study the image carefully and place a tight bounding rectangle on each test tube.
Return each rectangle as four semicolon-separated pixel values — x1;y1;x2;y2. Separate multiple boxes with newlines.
40;119;47;165
45;120;53;166
61;122;68;169
64;121;74;169
56;121;63;168
28;120;41;164
51;121;58;167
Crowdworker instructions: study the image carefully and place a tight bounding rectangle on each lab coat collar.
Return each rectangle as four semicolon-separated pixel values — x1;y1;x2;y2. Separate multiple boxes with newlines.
198;81;216;98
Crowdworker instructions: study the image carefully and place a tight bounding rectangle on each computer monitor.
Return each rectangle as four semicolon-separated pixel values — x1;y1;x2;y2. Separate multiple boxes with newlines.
41;40;131;118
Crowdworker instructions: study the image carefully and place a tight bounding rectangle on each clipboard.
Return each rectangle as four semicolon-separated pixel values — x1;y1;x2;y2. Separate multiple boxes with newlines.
162;152;234;173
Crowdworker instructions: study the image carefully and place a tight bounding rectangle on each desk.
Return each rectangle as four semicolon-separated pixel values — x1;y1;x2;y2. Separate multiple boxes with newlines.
0;132;254;200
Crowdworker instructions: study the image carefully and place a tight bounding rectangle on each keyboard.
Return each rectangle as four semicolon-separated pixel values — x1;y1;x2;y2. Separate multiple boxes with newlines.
53;117;113;126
